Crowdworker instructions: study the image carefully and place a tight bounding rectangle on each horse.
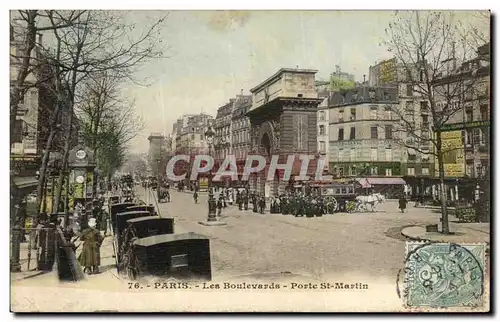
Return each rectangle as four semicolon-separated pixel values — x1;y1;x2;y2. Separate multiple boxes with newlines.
372;193;386;204
355;193;385;212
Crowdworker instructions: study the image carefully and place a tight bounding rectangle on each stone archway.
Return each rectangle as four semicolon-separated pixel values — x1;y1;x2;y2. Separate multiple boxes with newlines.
261;133;272;158
255;121;277;156
256;122;280;198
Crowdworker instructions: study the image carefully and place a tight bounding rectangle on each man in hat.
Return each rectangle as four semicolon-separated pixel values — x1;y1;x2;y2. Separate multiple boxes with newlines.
259;195;266;214
243;191;249;211
78;217;103;274
216;196;223;217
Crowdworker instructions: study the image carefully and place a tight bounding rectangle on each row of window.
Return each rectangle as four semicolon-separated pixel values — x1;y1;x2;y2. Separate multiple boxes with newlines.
464;128;488;146
331;166;429;177
233;130;250;145
331;148;394;162
465;161;488;178
331;167;430;177
327;147;431;163
215;147;249;160
232;118;250;129
336;125;394;141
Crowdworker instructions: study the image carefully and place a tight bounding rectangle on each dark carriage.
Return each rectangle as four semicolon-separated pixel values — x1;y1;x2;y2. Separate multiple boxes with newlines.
127;205;156;216
126;232;212;281
125;216;174;239
118;216;175;273
114;210;151;267
109;202;136;231
115;211;152;247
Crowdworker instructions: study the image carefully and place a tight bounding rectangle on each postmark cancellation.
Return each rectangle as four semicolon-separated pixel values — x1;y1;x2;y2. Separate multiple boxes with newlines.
398;242;487;310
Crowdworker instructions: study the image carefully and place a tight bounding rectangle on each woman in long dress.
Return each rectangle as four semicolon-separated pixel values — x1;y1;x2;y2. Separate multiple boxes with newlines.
78;218;103;274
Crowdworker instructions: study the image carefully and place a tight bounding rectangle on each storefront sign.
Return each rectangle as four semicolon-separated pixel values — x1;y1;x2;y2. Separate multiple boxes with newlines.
441;120;490;132
435;130;465;177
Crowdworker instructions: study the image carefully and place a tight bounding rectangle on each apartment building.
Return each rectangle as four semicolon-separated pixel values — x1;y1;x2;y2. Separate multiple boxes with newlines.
435;43;491;180
173;113;214;154
317;97;329;173
231;93;252;161
214;99;234;160
328;86;405;184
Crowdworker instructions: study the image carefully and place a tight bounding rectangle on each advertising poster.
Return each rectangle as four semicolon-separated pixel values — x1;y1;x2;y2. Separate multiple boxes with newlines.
435;130;465;177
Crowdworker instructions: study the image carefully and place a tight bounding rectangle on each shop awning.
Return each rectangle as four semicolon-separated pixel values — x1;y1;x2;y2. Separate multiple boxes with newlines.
367;177;406;185
11;176;38;190
355;178;373;188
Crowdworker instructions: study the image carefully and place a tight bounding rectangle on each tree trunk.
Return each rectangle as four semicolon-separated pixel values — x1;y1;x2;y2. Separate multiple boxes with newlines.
30;102;62;249
436;131;450;234
53;106;74;212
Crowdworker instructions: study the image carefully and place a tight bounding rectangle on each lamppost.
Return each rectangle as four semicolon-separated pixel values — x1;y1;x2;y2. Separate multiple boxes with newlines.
205;126;216;221
198;126;226;226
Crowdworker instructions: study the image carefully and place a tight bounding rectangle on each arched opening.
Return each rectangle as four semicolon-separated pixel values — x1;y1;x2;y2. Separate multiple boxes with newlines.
260;133;272;158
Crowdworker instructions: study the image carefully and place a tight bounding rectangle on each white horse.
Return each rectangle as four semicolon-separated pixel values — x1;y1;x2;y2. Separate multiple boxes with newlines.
355;193;385;212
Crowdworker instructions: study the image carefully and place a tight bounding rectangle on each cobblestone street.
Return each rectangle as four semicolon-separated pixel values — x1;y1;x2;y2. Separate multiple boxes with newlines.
145;189;443;281
11;187;491;312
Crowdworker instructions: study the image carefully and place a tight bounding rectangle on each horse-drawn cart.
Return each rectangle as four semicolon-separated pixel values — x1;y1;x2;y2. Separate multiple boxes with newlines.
312;182;358;213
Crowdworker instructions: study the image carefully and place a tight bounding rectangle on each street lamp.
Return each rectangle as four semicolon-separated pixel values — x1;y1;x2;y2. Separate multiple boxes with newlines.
204;126;217;221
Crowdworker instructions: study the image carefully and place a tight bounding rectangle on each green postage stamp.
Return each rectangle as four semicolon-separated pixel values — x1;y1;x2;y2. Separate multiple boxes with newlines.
400;242;486;309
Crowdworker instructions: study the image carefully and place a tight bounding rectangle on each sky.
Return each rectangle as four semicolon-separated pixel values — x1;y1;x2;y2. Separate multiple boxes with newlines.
117;10;489;153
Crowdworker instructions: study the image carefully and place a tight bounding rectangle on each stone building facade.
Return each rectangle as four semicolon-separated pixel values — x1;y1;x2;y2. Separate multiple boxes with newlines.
247;68;323;197
328;86;405;178
214;99;234;160
231;94;252;161
173;113;214;154
317;97;329;173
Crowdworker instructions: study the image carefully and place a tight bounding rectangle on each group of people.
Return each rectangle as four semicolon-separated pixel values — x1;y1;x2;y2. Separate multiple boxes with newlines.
157;181;171;202
235;190;267;214
192;187;336;217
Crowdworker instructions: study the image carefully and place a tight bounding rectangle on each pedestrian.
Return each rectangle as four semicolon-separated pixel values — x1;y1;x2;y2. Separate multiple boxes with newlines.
252;193;258;213
216;197;223;216
194;190;198;204
259;195;266;214
236;191;242;210
399;195;407;213
78;218;103;275
244;192;249;210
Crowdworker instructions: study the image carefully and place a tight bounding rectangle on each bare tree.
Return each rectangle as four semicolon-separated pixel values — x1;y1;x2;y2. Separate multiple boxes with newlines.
11;10;168;220
77;71;144;184
383;11;489;233
43;10;164;212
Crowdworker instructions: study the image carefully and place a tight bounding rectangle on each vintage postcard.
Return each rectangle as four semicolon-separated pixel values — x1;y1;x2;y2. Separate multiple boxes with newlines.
9;9;491;312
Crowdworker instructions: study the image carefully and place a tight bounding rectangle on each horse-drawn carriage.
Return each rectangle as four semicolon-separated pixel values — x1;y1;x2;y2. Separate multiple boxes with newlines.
314;182;358;213
157;186;170;203
127;233;212;281
126;205;157;216
108;199;212;281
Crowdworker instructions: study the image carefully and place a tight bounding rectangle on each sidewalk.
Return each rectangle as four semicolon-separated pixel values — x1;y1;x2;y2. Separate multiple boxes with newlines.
401;222;490;245
11;242;50;282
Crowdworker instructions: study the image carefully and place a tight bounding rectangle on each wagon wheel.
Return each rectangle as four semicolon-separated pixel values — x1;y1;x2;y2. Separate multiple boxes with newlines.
324;196;338;213
346;200;356;213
